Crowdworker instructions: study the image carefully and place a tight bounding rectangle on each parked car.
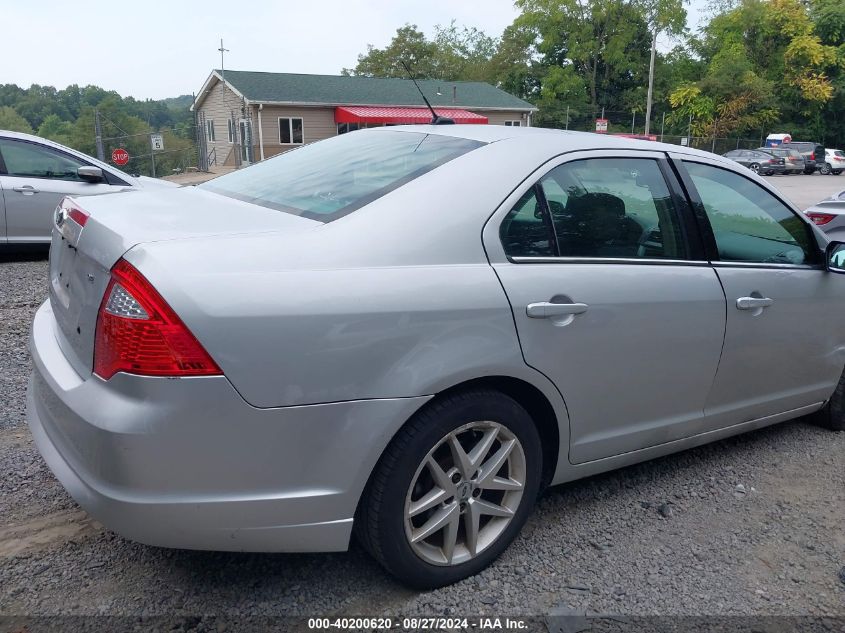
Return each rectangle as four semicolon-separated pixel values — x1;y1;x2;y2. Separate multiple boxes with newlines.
805;189;845;237
721;149;785;175
757;147;805;174
779;141;825;174
0;130;174;244
28;126;845;589
820;148;845;176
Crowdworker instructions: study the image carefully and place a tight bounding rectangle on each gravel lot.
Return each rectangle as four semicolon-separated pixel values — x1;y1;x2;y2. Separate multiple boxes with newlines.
1;180;844;623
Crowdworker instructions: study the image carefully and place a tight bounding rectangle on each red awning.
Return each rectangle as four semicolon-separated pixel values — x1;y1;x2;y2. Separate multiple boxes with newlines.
335;106;488;125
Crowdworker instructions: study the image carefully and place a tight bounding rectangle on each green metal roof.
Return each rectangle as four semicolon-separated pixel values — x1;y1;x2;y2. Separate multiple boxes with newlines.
213;70;536;110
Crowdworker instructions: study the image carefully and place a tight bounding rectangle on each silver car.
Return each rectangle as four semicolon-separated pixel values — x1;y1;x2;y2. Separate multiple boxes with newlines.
0;130;172;244
805;189;845;238
27;126;845;588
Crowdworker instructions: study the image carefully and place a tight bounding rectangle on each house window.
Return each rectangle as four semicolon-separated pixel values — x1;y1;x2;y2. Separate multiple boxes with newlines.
337;122;361;135
504;120;522;127
279;117;304;144
228;119;235;143
206;120;215;142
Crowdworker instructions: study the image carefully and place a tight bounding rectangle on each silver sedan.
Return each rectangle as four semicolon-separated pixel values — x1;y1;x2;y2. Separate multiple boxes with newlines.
27;126;845;588
0;130;173;244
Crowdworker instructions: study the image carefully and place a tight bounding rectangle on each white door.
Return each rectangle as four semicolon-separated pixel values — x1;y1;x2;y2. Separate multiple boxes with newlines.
0;137;118;243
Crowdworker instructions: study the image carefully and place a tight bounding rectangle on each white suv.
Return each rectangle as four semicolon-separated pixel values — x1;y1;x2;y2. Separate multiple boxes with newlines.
821;148;845;175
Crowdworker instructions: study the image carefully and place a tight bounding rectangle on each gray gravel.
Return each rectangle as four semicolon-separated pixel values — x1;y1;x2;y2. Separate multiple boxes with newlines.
1;251;843;619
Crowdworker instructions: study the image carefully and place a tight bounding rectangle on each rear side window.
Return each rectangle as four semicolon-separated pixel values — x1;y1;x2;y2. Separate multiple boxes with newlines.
201;131;483;222
542;158;687;259
499;188;555;257
684;161;818;265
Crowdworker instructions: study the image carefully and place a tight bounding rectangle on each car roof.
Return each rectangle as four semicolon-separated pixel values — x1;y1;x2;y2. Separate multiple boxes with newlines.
369;124;733;165
0;129;139;184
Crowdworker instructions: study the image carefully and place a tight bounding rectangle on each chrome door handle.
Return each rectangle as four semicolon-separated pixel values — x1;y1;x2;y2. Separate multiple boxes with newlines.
12;185;38;194
736;296;773;310
526;302;589;318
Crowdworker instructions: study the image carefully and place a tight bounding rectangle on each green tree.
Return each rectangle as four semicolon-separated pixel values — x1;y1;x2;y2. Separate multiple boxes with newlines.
516;0;653;117
0;106;33;133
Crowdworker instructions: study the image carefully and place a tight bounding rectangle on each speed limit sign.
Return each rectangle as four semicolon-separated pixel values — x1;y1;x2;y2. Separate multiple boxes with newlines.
150;133;164;151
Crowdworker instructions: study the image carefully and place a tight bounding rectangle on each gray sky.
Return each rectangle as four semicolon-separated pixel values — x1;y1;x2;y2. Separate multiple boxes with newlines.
2;0;708;101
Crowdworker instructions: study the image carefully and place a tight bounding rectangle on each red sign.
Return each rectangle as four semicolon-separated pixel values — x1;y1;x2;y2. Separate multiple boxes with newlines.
596;118;608;133
111;148;129;166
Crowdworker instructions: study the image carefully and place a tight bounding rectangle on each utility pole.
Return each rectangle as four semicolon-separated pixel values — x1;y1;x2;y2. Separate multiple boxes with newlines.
150;148;156;178
94;109;105;161
660;112;666;142
644;28;657;136
565;105;569;130
632;111;636;134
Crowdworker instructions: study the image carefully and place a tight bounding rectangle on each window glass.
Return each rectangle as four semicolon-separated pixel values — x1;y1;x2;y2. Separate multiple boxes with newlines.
684;161;817;265
0;139;85;181
206;120;215;142
500;188;554;257
227;120;235;143
538;158;687;259
201;130;484;222
279;117;304;145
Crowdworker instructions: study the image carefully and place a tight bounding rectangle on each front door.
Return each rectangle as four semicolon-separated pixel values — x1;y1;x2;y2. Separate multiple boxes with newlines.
676;158;845;426
0;137;116;243
487;151;727;463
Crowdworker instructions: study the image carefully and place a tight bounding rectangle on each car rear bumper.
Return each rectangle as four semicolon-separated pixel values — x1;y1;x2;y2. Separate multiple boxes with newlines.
27;300;430;552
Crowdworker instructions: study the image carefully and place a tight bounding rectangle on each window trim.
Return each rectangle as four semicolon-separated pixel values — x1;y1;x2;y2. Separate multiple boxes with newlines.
206;119;215;143
278;117;304;145
227;119;235;144
671;156;825;270
496;153;701;265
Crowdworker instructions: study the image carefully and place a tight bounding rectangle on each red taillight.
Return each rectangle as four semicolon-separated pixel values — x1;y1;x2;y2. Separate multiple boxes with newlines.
809;153;815;160
68;207;89;227
806;212;836;226
93;259;222;380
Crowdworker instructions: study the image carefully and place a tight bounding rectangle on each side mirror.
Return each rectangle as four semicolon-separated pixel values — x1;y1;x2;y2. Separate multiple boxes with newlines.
825;241;845;273
78;166;104;183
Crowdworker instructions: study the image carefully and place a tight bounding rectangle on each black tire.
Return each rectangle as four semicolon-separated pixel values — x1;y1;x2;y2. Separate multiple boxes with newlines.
820;162;832;175
833;170;842;176
804;168;815;175
356;389;543;588
811;371;845;431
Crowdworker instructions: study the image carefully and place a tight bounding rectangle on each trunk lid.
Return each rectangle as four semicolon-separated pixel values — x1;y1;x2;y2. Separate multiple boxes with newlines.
48;186;319;377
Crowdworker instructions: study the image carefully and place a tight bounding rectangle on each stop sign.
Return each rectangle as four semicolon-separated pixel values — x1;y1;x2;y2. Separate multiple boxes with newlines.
112;148;129;166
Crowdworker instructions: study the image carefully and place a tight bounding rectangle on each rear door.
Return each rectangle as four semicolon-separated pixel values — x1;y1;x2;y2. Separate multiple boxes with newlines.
674;156;845;427
485;150;727;463
0;137;119;243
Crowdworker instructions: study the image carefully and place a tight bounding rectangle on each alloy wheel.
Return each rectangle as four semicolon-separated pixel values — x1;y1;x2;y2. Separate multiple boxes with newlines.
403;421;526;566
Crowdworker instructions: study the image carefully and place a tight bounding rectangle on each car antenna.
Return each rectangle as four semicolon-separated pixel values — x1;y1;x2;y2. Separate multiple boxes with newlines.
400;61;454;125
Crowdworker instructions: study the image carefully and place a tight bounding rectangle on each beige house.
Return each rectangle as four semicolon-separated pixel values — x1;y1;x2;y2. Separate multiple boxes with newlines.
190;70;537;167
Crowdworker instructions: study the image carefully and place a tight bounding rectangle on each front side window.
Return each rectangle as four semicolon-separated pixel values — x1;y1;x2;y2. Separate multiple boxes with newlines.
201;130;483;222
279;117;304;144
206;120;215;142
684;161;818;265
0;138;86;181
539;158;687;259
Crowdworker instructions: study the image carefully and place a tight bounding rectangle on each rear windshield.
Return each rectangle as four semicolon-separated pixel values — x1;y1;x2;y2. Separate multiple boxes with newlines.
200;130;484;222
